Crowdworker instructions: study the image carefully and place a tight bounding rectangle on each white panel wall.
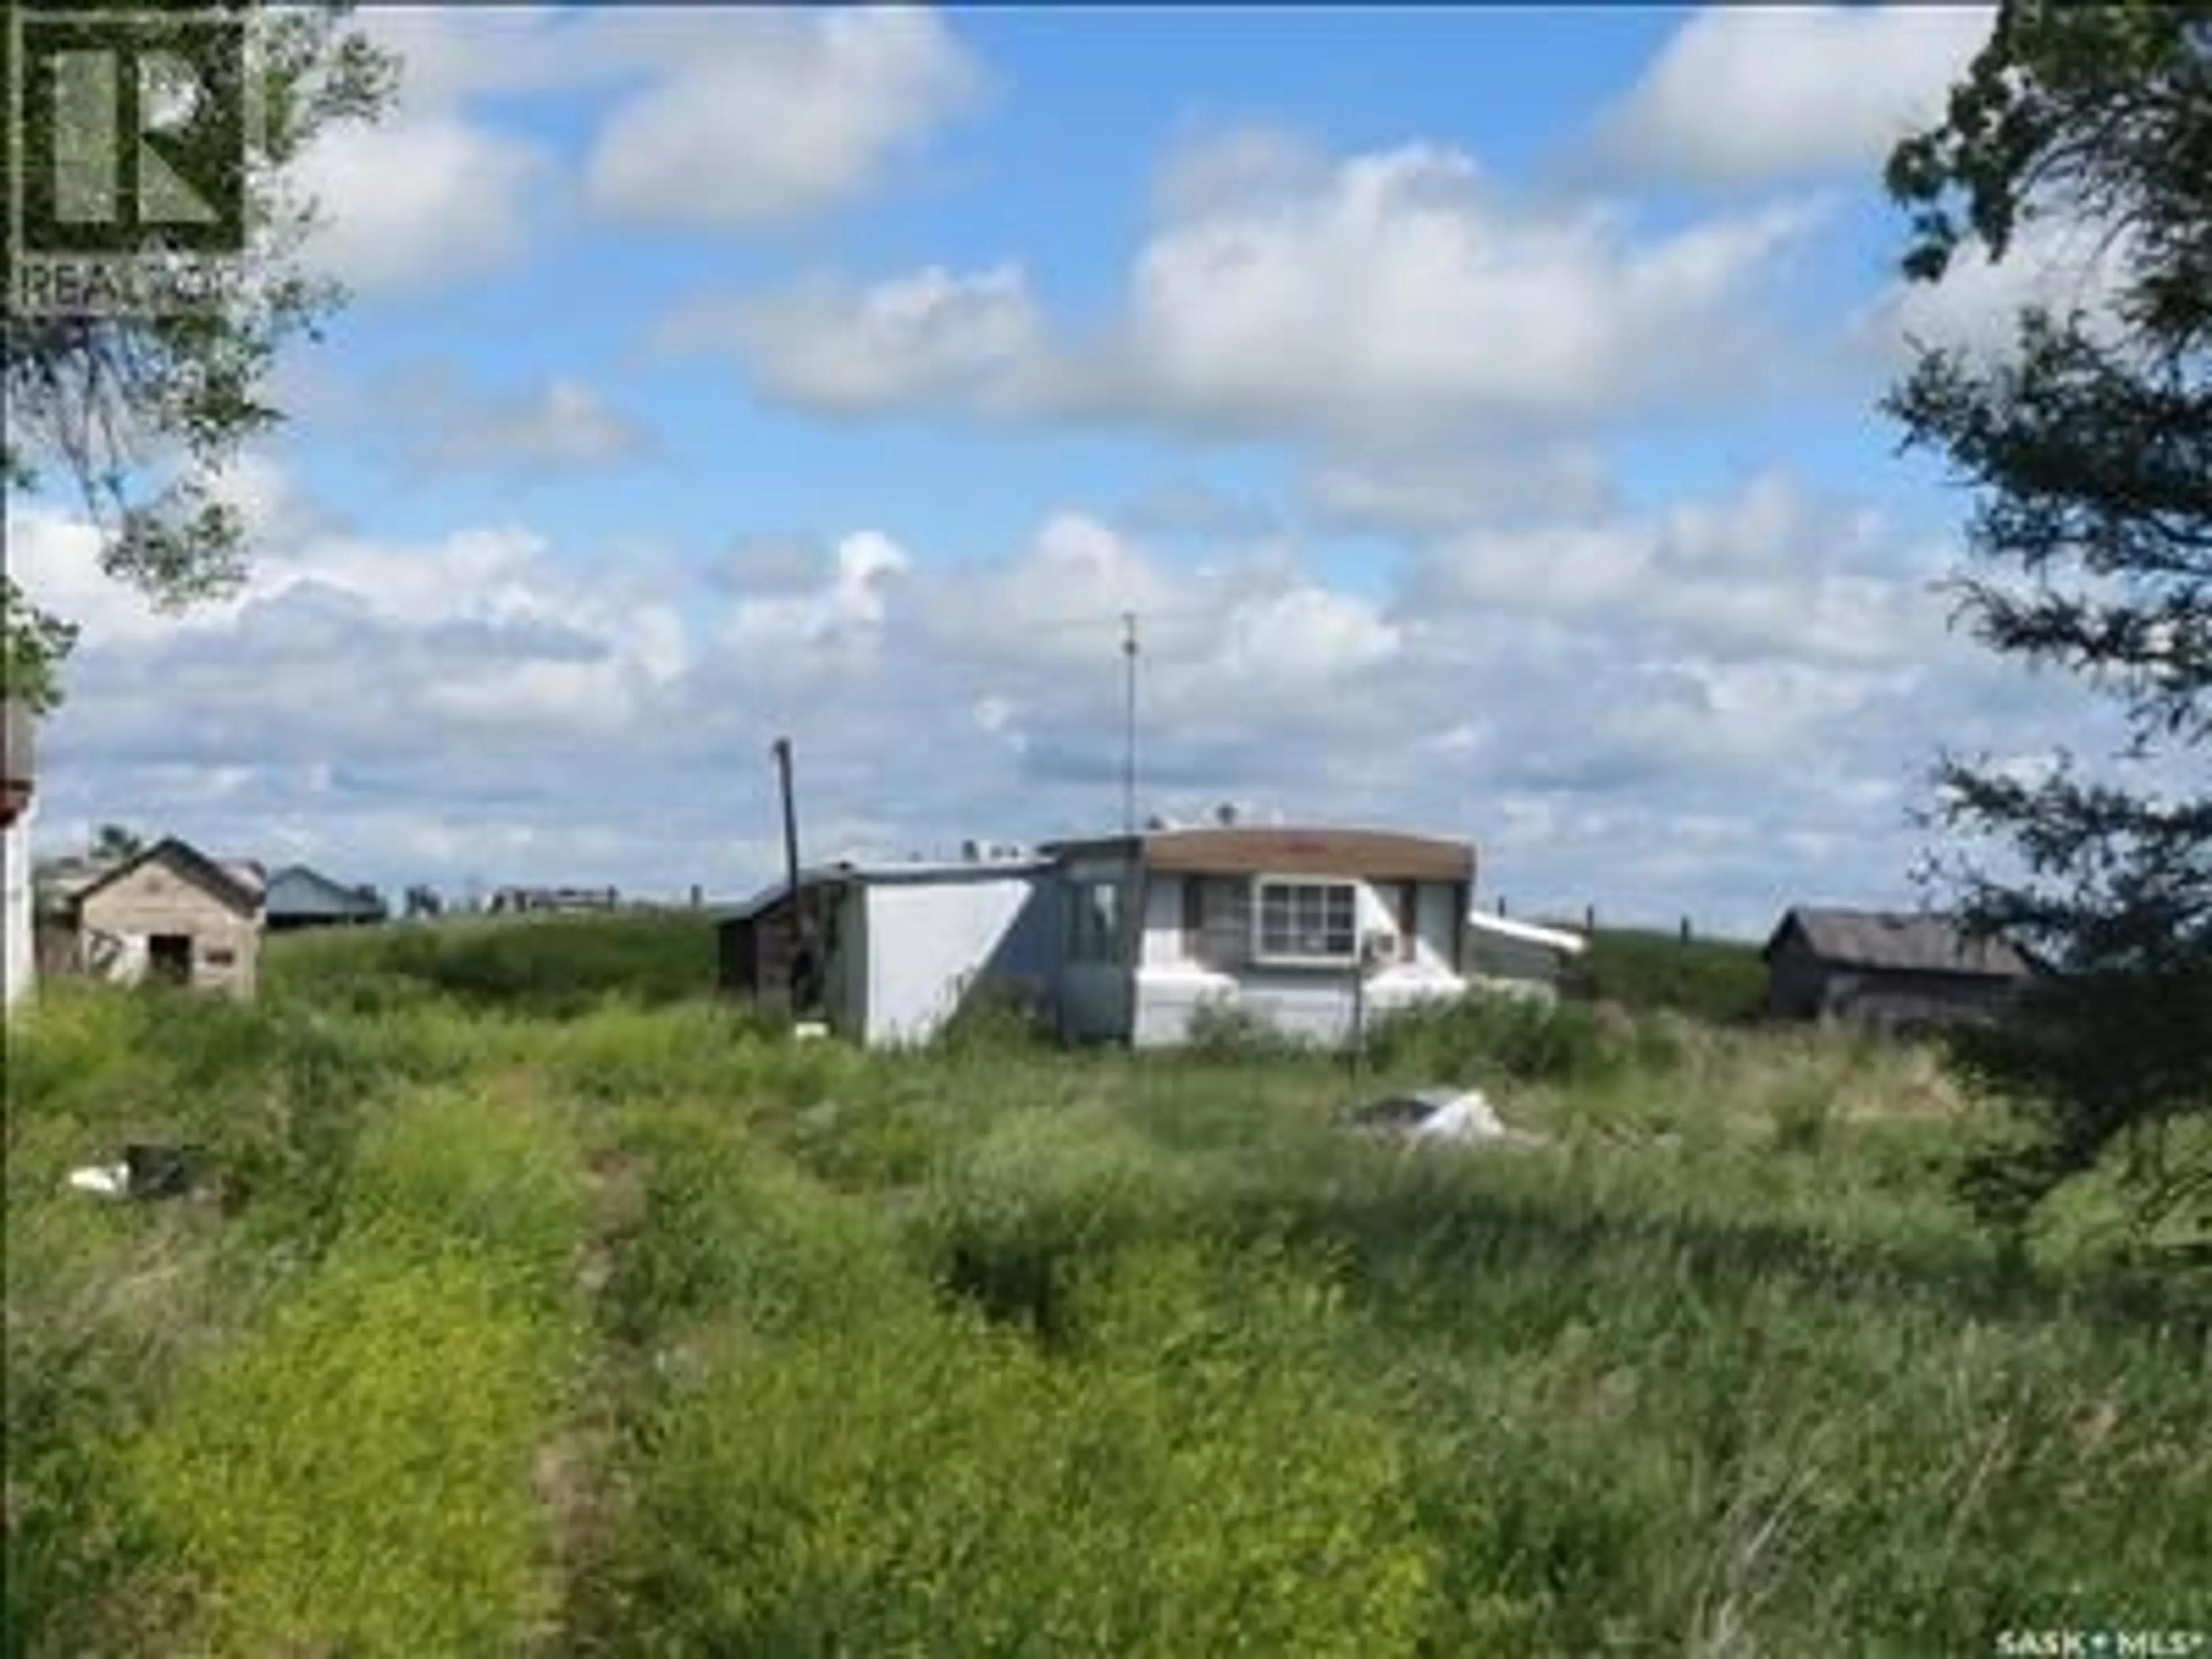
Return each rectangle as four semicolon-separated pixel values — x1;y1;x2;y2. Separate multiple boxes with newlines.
862;875;1050;1046
2;803;32;1012
1140;874;1184;967
1128;873;1465;1048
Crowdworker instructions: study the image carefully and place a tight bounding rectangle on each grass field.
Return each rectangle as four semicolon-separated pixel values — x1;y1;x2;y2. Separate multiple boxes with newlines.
5;915;2206;1656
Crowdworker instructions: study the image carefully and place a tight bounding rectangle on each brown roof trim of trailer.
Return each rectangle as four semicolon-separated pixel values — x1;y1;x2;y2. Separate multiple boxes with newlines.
1056;826;1475;884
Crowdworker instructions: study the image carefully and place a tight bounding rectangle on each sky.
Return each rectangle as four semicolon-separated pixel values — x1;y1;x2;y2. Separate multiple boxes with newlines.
10;3;2139;936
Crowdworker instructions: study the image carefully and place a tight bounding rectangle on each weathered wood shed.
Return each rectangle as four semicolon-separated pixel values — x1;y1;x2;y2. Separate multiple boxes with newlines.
68;838;266;999
1762;905;2034;1033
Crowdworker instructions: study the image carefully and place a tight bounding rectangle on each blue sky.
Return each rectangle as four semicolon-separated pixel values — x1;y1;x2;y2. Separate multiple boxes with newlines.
15;3;2134;934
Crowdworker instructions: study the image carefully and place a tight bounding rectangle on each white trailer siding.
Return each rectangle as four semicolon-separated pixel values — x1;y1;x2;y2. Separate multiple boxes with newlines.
1127;871;1463;1047
859;872;1056;1046
1464;911;1586;1002
2;802;33;1012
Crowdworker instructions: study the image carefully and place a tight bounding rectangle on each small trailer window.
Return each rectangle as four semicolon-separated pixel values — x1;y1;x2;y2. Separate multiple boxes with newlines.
1252;877;1359;966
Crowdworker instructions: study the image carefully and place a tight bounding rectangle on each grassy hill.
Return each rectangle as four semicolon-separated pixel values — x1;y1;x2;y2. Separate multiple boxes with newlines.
270;909;719;1018
5;916;2203;1655
1574;926;1769;1023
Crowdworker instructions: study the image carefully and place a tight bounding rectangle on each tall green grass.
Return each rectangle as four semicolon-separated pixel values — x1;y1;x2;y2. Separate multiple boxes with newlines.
266;909;717;1018
6;917;2206;1656
1574;927;1769;1023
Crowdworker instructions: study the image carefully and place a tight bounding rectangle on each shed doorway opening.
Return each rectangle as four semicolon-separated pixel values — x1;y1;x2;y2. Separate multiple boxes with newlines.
148;934;192;983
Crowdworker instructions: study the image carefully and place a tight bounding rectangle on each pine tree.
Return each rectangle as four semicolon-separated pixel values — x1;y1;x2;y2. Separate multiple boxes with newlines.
1885;1;2212;1240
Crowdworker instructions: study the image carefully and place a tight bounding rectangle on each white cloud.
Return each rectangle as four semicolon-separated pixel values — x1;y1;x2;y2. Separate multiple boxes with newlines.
297;7;981;299
665;265;1046;415
1302;439;1617;535
1149;123;1333;223
425;658;637;732
255;365;647;477
426;376;647;472
580;7;981;228
1409;471;1941;670
24;468;2120;937
1215;586;1402;690
10;506;184;647
690;135;1831;440
724;531;915;653
1589;5;1994;188
293;113;552;297
1849;210;2138;368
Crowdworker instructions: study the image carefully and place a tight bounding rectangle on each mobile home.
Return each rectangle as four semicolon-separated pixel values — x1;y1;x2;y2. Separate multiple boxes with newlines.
1043;825;1476;1047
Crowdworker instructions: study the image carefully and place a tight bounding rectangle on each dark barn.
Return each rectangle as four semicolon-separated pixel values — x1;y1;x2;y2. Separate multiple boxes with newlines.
1762;906;2036;1034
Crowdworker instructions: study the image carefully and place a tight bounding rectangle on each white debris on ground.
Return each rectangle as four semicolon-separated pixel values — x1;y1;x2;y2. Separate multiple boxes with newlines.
67;1164;132;1198
64;1143;207;1201
1344;1087;1551;1149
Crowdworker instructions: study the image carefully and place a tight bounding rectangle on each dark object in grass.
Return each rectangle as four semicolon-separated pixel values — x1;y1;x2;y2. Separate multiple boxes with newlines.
1343;1091;1459;1130
122;1143;206;1200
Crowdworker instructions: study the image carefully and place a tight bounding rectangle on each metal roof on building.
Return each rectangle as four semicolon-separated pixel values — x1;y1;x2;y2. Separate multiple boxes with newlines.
722;854;1054;926
1465;910;1588;955
266;864;383;918
1763;906;2033;978
1043;824;1474;883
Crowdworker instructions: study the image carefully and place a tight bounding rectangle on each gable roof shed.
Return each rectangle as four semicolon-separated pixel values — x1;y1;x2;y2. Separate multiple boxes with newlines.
1762;906;2032;979
70;836;264;918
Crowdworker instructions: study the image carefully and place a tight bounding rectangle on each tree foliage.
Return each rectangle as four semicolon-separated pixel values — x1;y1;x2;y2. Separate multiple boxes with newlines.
1;0;396;710
1885;1;2212;1237
89;822;143;862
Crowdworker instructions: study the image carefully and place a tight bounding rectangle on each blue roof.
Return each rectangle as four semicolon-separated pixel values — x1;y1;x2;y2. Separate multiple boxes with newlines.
266;863;384;919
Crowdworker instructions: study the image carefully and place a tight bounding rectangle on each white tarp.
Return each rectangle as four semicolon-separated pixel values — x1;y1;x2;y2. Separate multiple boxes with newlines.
1347;1087;1551;1149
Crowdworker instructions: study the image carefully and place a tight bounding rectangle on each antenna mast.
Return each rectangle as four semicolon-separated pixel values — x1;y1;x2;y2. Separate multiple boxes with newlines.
1121;610;1139;836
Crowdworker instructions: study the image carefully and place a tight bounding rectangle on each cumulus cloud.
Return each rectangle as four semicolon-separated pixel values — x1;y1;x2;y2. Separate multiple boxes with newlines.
1847;210;2140;369
677;132;1832;440
262;364;649;478
1588;5;1994;188
393;370;649;474
1407;470;1933;669
581;7;981;229
1302;438;1618;536
301;7;982;297
18;465;2116;935
662;265;1047;416
291;114;554;297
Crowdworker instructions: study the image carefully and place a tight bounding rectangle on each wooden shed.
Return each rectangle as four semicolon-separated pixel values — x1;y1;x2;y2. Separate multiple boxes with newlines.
67;838;266;999
1762;906;2034;1033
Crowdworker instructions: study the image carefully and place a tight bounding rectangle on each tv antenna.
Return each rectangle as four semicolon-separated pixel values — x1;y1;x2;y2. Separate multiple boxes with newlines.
1122;610;1138;836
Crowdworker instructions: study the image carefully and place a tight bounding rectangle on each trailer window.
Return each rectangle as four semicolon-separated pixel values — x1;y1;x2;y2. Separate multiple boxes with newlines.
1067;878;1124;964
1252;877;1358;966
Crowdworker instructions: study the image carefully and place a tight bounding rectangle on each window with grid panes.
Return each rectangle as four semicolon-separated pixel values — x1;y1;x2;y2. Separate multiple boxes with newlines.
1251;876;1359;965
